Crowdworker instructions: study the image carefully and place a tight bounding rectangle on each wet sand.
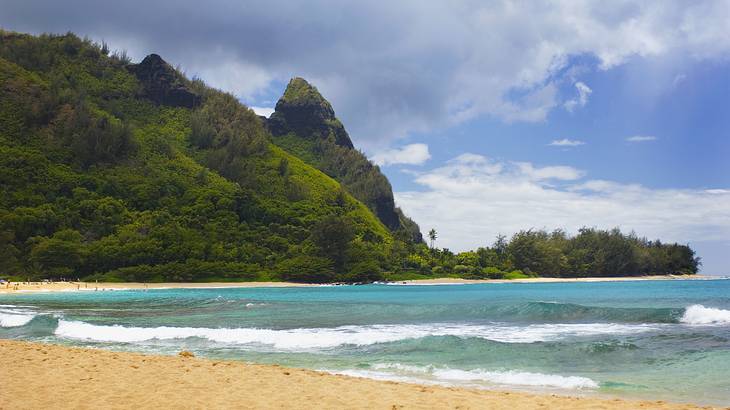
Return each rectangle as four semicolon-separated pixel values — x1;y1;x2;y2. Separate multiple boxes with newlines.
0;340;717;410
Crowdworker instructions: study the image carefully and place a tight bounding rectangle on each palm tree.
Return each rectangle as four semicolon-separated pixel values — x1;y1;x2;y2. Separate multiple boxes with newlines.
428;228;437;249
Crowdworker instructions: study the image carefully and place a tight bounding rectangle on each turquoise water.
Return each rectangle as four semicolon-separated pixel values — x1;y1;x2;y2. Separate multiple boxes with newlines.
2;280;729;405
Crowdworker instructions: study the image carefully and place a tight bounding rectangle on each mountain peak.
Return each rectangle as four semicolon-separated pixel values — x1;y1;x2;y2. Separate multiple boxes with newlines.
128;54;201;108
280;77;330;107
266;77;423;241
140;53;166;65
268;77;353;149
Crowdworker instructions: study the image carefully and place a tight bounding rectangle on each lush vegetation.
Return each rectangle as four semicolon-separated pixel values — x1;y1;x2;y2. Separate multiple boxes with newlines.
0;31;699;283
0;31;395;283
403;228;699;279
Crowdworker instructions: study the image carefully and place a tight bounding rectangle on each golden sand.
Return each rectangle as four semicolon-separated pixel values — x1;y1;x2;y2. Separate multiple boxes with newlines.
399;275;709;285
0;275;709;294
0;340;718;410
0;280;313;294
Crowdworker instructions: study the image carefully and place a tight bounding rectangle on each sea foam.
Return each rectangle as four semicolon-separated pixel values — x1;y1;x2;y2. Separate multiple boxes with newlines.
340;363;598;390
680;304;730;325
430;368;599;389
0;309;36;327
54;319;659;349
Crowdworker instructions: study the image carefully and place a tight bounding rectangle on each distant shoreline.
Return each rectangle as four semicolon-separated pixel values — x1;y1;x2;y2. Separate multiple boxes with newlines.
398;274;716;285
0;281;315;294
0;274;717;294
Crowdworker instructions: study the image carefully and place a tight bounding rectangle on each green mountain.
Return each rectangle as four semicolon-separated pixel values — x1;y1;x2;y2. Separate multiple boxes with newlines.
0;30;699;282
0;31;412;283
266;78;423;243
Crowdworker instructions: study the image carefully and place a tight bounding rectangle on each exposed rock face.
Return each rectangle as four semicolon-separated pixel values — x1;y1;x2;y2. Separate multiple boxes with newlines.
373;194;401;231
267;77;423;242
267;78;354;148
128;54;201;108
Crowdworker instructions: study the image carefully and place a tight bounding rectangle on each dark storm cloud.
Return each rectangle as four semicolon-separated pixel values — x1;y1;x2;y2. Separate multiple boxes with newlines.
3;0;729;149
2;0;452;146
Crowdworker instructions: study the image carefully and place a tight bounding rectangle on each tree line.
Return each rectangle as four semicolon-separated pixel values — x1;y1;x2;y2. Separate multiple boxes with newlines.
402;227;699;279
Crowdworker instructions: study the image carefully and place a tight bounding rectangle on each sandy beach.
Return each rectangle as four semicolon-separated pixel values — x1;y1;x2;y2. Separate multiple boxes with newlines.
0;275;713;294
399;275;713;285
0;280;314;294
0;340;718;410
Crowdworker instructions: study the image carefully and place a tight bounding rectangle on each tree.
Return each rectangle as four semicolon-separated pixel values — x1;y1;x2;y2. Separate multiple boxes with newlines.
278;255;334;283
0;230;21;275
54;102;138;168
28;229;85;278
310;215;355;273
278;158;290;178
507;230;565;276
493;234;509;269
428;228;437;249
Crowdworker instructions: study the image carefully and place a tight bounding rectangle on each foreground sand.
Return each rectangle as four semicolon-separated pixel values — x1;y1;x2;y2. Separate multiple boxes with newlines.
0;275;713;294
0;340;717;410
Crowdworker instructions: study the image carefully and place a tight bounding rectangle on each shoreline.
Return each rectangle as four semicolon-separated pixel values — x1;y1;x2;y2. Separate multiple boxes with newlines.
0;274;718;294
0;339;714;410
398;274;716;285
0;275;724;295
0;280;315;294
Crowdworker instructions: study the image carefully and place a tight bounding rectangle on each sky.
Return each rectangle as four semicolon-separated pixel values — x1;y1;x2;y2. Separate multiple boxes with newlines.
2;0;729;274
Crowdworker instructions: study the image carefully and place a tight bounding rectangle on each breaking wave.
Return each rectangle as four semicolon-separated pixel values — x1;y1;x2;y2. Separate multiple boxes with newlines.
680;305;730;325
0;308;37;327
54;319;659;349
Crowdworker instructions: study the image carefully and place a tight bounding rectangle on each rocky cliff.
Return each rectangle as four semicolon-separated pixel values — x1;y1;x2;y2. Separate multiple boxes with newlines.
266;78;423;242
267;78;353;149
128;54;201;108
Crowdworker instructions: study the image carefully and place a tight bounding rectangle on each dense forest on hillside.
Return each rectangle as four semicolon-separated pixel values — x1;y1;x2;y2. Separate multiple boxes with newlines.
0;31;699;282
0;31;394;283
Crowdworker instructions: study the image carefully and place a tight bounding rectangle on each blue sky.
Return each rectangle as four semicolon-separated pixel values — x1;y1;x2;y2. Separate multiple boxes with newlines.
244;52;730;274
384;55;730;190
3;0;729;273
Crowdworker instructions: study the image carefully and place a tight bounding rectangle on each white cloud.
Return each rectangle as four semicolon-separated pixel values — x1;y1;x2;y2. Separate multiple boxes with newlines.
191;59;273;101
7;1;730;145
515;163;585;181
250;106;275;117
626;135;658;142
564;82;593;112
549;139;586;147
395;154;730;255
371;143;431;166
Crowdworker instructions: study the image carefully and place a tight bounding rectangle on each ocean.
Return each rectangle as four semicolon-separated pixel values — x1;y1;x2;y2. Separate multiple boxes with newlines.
1;279;729;405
